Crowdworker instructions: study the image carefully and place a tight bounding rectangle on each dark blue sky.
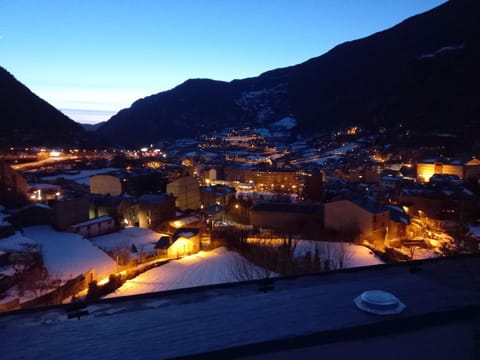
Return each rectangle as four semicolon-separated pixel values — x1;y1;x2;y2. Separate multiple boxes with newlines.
0;0;445;123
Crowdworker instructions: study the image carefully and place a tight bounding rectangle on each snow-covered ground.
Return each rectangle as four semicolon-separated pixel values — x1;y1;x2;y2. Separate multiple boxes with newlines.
248;238;384;269
91;227;166;258
22;226;116;280
106;247;270;298
0;232;38;252
106;241;382;299
0;226;117;305
40;168;119;186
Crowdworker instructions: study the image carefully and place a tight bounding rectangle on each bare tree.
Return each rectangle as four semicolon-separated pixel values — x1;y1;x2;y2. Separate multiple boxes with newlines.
407;245;418;260
327;242;352;270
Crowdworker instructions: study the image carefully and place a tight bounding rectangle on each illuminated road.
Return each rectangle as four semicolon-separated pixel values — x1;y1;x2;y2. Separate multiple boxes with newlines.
12;156;76;171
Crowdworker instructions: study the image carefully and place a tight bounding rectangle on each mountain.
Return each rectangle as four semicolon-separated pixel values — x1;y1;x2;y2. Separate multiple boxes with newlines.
99;0;480;147
0;67;84;147
81;121;107;132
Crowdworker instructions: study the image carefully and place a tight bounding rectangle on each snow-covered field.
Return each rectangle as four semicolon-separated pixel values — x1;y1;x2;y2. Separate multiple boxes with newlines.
91;227;166;258
22;226;116;280
106;247;269;298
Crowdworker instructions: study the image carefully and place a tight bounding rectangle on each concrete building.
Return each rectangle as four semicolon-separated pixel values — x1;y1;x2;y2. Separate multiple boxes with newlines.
250;202;323;235
90;174;124;196
166;176;201;210
199;184;235;207
51;197;90;231
224;167;300;193
416;157;480;183
90;170;165;197
137;194;176;230
0;159;27;203
324;199;389;249
71;215;116;238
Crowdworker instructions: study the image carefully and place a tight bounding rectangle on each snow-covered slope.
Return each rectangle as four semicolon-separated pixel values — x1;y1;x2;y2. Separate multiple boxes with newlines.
106;247;269;298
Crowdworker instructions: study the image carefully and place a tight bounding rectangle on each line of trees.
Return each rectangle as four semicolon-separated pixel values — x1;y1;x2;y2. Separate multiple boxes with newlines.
223;229;351;281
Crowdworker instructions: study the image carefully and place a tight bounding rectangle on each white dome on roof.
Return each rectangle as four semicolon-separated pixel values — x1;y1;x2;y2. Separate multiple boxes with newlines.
354;290;406;315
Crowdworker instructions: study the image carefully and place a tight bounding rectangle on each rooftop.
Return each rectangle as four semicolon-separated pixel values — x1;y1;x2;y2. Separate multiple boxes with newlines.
1;255;479;359
71;215;113;228
350;198;388;215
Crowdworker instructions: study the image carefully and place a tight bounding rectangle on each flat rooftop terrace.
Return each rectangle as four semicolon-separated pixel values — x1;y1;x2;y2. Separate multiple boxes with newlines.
1;255;480;359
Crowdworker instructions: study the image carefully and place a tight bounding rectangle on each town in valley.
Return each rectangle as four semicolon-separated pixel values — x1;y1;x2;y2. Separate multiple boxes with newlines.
1;121;479;310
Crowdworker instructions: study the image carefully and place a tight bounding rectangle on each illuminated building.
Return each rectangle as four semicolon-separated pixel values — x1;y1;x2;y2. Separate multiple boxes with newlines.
224;167;300;193
416;157;480;183
324;199;389;250
137;194;176;230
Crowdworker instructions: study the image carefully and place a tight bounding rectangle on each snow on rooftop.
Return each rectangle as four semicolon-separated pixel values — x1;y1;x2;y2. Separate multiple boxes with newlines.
71;216;112;228
91;227;166;257
327;142;358;155
22;226;116;280
41;168;120;186
34;203;51;210
106;247;270;298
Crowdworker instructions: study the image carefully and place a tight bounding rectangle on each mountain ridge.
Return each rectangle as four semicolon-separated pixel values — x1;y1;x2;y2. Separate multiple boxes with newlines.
98;0;480;147
0;67;85;147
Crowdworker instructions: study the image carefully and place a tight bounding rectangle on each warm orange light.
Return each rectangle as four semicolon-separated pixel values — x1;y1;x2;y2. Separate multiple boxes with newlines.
97;277;110;286
170;237;194;256
173;220;183;228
